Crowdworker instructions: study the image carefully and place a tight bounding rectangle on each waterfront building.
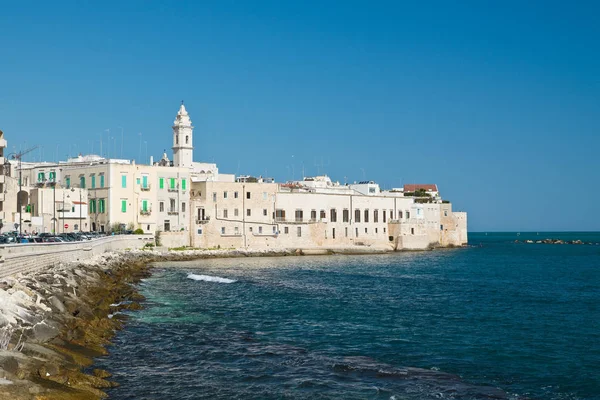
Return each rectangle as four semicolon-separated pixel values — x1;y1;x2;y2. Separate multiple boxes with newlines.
0;104;467;249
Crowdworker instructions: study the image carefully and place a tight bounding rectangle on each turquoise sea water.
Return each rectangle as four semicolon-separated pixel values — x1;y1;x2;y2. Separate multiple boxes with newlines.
96;233;600;399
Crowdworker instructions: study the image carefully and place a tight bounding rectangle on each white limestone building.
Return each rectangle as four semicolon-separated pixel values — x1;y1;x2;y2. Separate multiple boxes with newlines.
0;104;468;250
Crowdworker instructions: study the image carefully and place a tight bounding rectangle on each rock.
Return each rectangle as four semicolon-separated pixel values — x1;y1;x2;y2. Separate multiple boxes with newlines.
92;369;111;378
48;296;66;313
0;356;19;375
31;321;60;343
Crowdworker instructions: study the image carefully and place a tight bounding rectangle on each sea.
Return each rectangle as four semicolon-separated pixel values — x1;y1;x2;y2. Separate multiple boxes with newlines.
94;232;600;399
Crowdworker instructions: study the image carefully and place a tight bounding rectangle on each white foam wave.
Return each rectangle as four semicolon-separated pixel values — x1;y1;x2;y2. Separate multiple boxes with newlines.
187;274;237;284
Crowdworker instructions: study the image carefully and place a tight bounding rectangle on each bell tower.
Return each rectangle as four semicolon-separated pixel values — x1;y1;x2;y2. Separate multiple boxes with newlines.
172;102;194;168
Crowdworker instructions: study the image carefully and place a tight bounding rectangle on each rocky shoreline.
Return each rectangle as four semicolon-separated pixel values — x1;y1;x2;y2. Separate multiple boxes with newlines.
515;238;598;245
1;246;400;399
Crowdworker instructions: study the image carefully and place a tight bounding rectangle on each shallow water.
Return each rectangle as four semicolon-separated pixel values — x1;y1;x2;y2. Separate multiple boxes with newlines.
96;233;600;399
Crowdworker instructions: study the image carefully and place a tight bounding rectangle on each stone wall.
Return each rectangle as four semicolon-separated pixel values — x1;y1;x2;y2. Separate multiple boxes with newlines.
0;235;154;278
159;231;190;248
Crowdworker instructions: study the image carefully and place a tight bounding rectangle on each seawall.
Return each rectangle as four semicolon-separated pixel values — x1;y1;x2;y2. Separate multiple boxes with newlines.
0;235;155;279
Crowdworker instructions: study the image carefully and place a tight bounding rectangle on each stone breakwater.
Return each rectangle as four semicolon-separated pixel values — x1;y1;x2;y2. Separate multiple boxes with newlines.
1;247;363;399
515;238;599;245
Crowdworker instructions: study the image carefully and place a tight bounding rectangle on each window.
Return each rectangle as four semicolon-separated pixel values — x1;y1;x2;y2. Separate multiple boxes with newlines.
440;225;444;231
181;179;186;190
159;202;164;212
100;175;105;188
295;209;304;222
249;227;253;232
355;227;359;237
247;209;251;216
224;191;228;199
99;199;106;213
121;175;127;188
159;178;164;189
235;226;239;235
297;227;302;237
170;199;176;211
444;210;448;217
136;178;141;185
89;199;96;213
375;228;378;234
223;209;228;218
263;192;267;200
176;136;179;144
330;209;337;222
355;209;361;223
320;210;326;220
311;210;317;221
169;178;176;189
246;192;251;199
234;191;238;199
80;176;86;189
411;227;415;235
142;200;148;212
121;200;127;212
398;211;403;219
345;227;348;237
182;202;186;212
234;208;239;217
284;227;289;234
364;209;369;223
49;171;56;182
365;228;368;233
343;209;349;223
221;227;226;235
37;172;45;182
65;177;71;188
332;228;336;239
212;192;217;202
263;209;267;216
406;211;410;219
142;175;148;188
374;210;378;223
384;228;386;233
275;209;285;221
91;175;96;189
258;226;263;234
186;135;189;144
383;210;387;223
273;226;276;234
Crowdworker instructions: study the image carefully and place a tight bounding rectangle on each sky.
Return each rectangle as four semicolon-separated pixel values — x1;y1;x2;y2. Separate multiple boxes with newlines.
0;1;598;232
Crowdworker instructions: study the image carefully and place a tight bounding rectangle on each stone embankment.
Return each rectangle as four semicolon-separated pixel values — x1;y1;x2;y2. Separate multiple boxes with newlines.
515;238;598;245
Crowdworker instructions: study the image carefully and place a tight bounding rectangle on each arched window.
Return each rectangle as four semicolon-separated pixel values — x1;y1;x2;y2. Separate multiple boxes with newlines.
186;135;189;144
176;136;179;144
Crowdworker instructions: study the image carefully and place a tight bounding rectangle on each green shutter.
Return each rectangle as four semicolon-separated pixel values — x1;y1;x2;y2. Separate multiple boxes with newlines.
91;176;96;189
121;175;127;188
142;176;148;188
100;175;105;188
80;177;85;188
136;178;141;185
142;200;148;211
170;178;175;189
182;179;186;190
159;178;164;189
99;199;105;213
66;177;70;188
121;200;127;212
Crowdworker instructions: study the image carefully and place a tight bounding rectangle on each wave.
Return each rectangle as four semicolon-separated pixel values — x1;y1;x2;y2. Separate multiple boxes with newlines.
187;274;237;284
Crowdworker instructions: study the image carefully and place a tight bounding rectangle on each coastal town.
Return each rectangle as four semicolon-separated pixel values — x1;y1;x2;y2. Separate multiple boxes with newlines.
0;103;467;251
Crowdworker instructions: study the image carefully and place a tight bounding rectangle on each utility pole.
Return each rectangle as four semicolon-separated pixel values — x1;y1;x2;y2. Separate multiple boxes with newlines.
8;146;38;236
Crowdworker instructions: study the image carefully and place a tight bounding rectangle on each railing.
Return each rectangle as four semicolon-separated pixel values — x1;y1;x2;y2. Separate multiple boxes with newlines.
140;209;152;216
167;185;179;192
168;209;179;215
141;184;151;191
196;216;210;224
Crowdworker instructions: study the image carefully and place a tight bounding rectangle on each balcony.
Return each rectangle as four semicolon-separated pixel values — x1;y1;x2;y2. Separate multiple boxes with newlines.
196;216;210;224
167;185;179;193
168;209;179;215
141;184;151;192
140;209;152;216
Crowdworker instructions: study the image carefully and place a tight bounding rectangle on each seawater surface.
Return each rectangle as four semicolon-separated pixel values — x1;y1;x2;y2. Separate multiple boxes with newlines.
96;233;600;399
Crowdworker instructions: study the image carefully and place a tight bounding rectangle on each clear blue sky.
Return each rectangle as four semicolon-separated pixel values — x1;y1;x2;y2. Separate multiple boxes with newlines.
1;1;598;232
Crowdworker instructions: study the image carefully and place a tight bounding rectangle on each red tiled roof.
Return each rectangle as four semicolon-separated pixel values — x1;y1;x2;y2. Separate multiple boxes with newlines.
404;184;438;192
